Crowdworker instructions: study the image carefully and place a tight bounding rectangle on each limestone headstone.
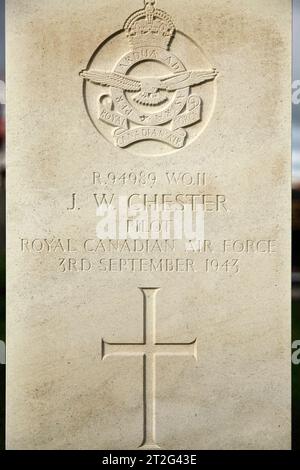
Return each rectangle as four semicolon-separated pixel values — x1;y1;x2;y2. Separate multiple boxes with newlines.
7;0;291;449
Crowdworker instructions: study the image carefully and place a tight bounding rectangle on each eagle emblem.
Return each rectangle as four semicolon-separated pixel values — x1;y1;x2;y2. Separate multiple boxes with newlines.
81;0;218;154
80;69;217;106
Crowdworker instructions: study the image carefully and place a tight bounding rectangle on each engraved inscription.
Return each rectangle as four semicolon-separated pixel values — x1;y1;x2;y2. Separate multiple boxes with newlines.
101;288;197;449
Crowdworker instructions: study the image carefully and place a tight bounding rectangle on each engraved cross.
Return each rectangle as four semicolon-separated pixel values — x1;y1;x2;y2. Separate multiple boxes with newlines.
101;288;197;449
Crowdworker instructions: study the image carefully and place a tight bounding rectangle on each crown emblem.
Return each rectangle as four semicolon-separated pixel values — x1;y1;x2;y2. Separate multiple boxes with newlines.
124;0;175;50
81;0;218;154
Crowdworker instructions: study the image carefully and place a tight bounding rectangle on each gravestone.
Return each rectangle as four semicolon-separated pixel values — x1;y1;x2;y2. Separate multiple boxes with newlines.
6;0;291;449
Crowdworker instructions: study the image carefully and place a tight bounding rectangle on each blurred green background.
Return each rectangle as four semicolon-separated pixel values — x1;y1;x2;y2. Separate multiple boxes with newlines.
0;255;4;450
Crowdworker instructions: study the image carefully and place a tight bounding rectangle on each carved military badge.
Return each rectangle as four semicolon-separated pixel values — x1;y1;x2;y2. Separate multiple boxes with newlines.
81;0;218;155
